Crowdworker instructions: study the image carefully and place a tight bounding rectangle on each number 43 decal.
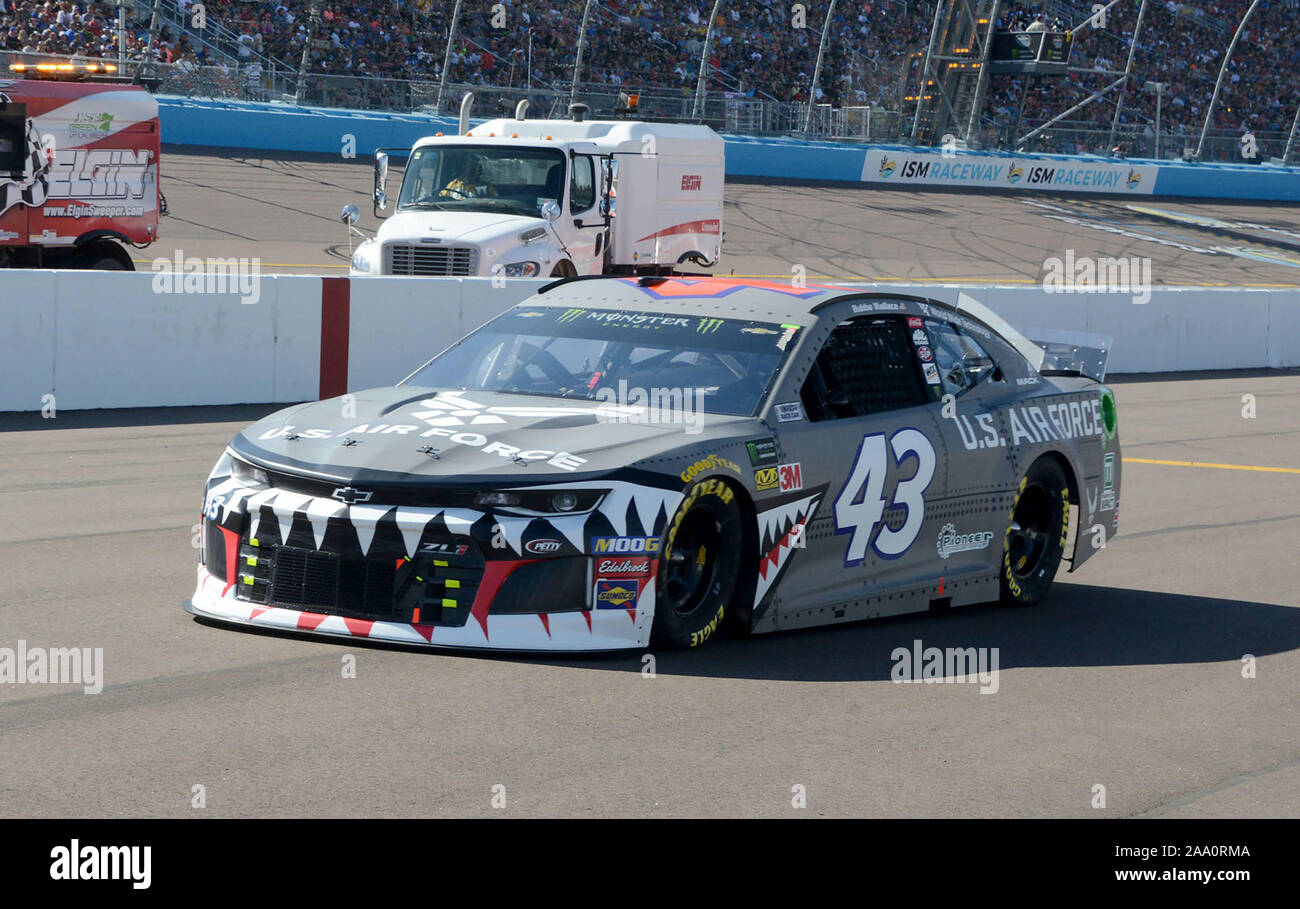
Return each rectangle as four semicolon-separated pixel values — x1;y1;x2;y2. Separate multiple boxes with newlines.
834;428;936;565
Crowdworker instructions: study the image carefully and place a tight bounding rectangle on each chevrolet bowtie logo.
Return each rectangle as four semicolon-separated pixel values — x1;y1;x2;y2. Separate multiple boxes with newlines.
331;486;373;505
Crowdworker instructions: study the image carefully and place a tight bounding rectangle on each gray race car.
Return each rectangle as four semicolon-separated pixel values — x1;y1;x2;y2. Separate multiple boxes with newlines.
187;276;1121;651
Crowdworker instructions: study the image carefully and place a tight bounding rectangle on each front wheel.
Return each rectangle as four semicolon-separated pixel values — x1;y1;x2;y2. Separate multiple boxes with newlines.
652;478;743;650
999;457;1070;606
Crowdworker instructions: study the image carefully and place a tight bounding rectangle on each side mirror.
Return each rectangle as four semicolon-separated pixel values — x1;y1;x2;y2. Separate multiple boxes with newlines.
373;152;390;218
602;158;618;218
340;204;359;225
541;200;561;222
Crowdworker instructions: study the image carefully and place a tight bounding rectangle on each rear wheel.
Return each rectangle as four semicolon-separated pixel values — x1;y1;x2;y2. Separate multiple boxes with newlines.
999;458;1070;606
75;240;133;270
652;478;743;649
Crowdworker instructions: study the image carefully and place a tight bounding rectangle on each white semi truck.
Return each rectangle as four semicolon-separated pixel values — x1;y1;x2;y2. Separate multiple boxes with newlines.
349;100;724;278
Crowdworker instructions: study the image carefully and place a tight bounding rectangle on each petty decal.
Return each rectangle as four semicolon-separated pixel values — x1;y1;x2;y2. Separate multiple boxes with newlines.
595;579;642;609
834;429;936;566
524;538;564;555
754;467;779;491
591;535;662;554
596;556;652;576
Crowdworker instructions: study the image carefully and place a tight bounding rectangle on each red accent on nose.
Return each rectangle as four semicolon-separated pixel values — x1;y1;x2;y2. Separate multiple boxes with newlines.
469;559;543;640
219;523;241;598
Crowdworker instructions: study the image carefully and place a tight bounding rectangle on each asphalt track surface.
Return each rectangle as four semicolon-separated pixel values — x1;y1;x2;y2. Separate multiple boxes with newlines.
150;148;1300;284
2;372;1298;817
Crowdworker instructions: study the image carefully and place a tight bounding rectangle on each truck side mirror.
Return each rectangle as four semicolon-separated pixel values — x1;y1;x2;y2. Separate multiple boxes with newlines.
601;158;618;218
541;200;561;222
373;152;390;218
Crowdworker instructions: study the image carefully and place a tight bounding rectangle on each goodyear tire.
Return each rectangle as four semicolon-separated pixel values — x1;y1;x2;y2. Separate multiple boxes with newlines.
652;477;743;650
1000;458;1070;607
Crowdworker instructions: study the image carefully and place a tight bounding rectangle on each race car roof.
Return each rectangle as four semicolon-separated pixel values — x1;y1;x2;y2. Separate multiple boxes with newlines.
531;276;1046;368
534;276;862;325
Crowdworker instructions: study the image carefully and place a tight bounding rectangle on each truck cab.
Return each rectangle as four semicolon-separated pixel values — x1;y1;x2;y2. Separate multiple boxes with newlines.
350;109;724;279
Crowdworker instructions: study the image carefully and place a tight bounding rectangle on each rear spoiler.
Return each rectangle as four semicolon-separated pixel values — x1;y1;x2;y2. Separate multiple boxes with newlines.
1020;328;1112;383
953;293;1111;383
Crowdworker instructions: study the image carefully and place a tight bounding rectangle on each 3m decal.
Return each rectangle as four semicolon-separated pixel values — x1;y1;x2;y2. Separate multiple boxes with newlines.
834;429;937;565
778;462;803;492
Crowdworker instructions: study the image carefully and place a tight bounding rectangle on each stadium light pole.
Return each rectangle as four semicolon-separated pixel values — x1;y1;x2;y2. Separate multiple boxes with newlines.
802;0;838;137
294;0;322;106
1106;0;1150;152
571;0;597;108
1196;0;1261;161
437;0;464;115
909;0;945;143
1143;81;1166;159
693;0;727;122
1285;104;1300;165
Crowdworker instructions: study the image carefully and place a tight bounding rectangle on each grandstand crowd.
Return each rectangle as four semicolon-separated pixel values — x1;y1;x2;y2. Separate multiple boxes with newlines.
1;0;1297;150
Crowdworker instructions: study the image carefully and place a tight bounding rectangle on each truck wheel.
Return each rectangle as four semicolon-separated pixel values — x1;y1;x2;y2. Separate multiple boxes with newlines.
652;477;743;650
76;241;133;271
999;458;1070;607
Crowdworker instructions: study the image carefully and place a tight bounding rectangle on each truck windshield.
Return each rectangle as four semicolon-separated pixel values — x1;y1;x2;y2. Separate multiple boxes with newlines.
401;305;803;417
397;145;567;219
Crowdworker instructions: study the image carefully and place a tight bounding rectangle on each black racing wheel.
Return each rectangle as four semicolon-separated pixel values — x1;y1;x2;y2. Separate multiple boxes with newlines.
1000;457;1071;606
652;477;743;649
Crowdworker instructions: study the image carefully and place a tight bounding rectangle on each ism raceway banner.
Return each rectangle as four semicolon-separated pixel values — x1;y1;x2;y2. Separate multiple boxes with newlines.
861;149;1159;195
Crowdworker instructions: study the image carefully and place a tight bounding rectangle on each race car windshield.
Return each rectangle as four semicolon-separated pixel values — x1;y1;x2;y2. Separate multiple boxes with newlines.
397;145;568;219
402;307;803;417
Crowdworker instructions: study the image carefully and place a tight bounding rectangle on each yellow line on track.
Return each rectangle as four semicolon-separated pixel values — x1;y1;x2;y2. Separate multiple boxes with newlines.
1124;457;1300;475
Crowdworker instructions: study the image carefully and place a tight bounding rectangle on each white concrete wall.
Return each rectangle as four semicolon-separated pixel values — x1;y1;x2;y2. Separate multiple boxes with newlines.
1;273;1296;412
345;277;543;391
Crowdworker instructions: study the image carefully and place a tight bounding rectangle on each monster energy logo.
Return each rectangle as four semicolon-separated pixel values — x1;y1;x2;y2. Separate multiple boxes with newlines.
696;318;724;334
556;308;585;323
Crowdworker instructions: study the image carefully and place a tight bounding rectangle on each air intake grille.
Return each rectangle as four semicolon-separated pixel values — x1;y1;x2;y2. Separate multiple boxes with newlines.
385;244;478;276
234;535;482;627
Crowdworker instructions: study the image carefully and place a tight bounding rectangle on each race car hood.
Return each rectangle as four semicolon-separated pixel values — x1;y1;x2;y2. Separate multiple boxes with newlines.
377;210;544;246
229;387;752;484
